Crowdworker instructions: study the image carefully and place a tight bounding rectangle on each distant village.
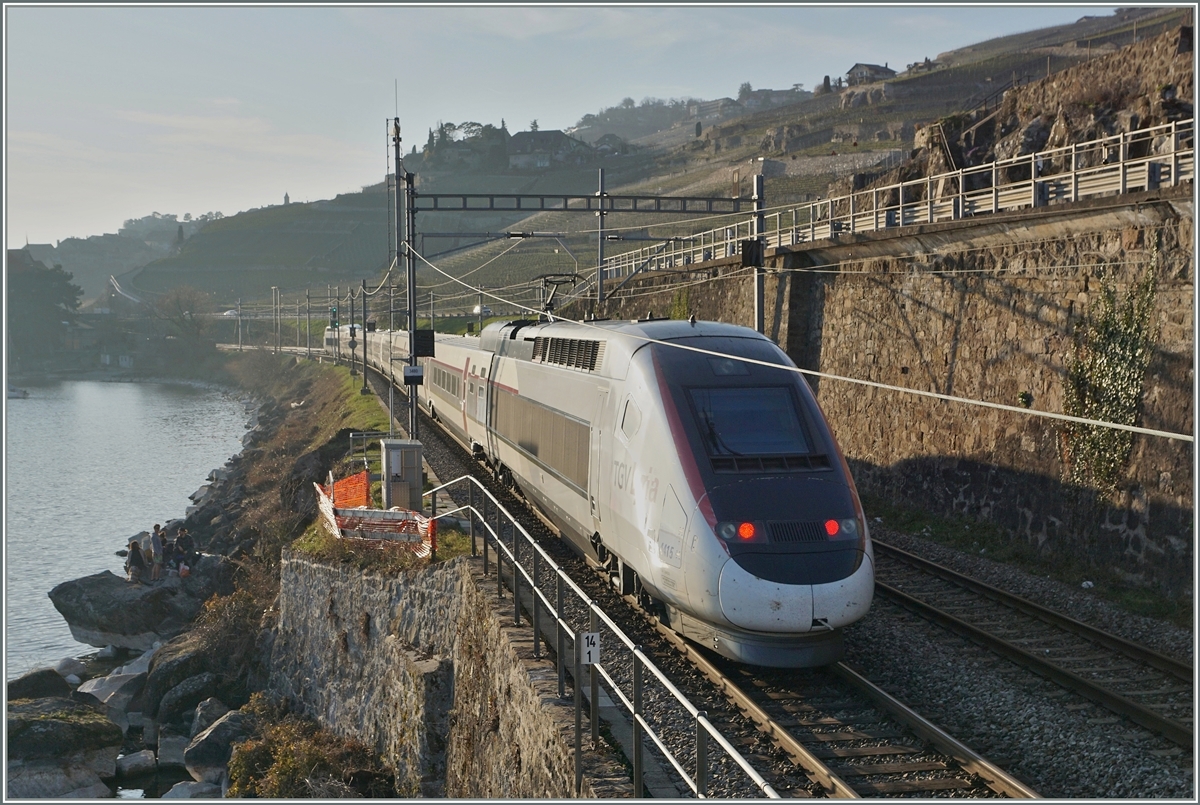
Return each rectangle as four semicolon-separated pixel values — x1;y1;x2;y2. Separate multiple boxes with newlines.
425;59;936;171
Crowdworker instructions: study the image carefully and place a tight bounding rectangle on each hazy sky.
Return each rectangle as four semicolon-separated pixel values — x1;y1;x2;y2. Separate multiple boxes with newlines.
6;3;1123;245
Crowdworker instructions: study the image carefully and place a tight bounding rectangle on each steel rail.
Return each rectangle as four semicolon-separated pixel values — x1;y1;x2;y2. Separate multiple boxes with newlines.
831;663;1040;798
627;597;861;798
874;540;1194;682
875;581;1193;748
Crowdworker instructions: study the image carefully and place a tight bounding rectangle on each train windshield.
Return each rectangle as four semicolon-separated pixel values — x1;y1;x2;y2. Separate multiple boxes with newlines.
689;387;809;456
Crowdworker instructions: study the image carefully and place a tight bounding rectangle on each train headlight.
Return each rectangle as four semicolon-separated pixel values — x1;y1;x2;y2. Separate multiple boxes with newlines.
825;518;860;539
717;521;761;541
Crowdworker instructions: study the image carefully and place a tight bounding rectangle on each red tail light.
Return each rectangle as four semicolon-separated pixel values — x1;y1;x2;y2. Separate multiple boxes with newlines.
737;522;757;540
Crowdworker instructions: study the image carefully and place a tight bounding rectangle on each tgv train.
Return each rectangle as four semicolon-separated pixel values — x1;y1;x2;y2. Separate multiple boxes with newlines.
327;317;873;667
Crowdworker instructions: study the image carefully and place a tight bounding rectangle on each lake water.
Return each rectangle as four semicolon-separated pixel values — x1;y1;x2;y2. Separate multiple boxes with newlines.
5;379;249;680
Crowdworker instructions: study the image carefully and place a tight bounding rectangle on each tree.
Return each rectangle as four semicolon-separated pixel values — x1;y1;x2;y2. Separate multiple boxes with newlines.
620;97;635;109
529;119;539;132
154;285;213;342
738;81;753;100
6;249;82;362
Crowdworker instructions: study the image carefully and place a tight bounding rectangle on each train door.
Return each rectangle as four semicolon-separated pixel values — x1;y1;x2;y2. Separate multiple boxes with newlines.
657;486;688;599
589;389;609;524
483;355;500;459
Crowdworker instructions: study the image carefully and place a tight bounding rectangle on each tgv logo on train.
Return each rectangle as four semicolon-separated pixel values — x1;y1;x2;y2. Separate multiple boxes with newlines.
330;315;874;667
611;460;656;501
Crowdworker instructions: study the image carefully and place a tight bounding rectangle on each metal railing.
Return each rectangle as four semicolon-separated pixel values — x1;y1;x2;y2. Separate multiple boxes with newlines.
424;475;779;798
599;119;1194;283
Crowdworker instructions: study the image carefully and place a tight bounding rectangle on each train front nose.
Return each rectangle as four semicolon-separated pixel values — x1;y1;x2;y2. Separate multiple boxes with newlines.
710;508;874;634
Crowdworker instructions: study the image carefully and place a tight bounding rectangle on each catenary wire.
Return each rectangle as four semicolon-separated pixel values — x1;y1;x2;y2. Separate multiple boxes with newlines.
403;245;1193;444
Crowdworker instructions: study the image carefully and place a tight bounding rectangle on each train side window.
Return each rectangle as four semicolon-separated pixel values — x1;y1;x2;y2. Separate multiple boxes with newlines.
620;399;642;440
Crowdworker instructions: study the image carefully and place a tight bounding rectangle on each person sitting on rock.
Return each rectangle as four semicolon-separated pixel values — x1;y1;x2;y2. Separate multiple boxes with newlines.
176;528;196;563
125;540;146;583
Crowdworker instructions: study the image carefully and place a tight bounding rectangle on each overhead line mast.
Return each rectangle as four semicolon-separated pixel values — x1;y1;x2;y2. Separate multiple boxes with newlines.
393;117;419;440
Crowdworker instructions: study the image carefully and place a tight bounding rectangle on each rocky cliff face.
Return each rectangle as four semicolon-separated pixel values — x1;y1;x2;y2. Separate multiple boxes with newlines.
833;24;1195;197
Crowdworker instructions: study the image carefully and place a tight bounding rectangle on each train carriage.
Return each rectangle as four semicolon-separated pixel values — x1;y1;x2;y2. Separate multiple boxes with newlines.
327;316;873;667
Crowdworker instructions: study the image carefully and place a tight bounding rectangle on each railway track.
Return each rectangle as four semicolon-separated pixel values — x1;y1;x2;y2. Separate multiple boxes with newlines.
353;356;1040;796
872;539;1194;749
627;594;1038;797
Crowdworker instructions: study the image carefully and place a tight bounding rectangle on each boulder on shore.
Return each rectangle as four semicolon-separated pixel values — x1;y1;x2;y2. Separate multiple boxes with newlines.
162;780;222;798
7;696;123;798
158;672;220;725
183;710;251;785
48;558;235;651
8;667;71;700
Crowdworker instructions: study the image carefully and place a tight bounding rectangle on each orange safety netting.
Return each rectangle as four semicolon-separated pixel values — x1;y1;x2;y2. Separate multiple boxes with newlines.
313;479;437;559
327;470;370;509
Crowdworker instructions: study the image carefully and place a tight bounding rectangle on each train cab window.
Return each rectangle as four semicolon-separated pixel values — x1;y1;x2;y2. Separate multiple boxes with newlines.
620;400;642;440
689;387;809;456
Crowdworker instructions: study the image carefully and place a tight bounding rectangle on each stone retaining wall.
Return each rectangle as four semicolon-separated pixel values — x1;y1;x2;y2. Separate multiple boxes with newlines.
269;551;631;798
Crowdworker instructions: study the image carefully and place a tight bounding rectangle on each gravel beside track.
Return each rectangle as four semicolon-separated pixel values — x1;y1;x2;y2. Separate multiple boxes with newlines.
844;526;1194;798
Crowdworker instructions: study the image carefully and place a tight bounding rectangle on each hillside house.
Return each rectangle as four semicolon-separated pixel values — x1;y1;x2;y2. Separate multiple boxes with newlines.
687;98;744;120
847;62;897;86
508;130;594;169
905;57;941;74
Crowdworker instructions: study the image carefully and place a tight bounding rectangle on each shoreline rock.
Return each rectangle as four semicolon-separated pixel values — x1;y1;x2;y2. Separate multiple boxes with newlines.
6;696;124;798
8;389;274;797
48;558;236;652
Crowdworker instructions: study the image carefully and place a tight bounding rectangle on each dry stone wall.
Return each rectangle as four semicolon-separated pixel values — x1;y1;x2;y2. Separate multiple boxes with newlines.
269;552;631;798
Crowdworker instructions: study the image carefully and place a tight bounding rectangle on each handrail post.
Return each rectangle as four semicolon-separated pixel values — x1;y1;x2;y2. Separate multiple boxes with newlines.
926;175;933;222
696;710;708;797
873;188;879;230
482;496;489;574
632;648;644;798
557;574;566;698
1072;143;1079;201
496;509;503;600
469;484;477;557
1031;152;1038;207
1119;131;1128;194
1171;120;1180;186
513;516;520;626
992;163;999;212
589;609;599;746
574;629;583;795
532;551;541;658
957;168;964;219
